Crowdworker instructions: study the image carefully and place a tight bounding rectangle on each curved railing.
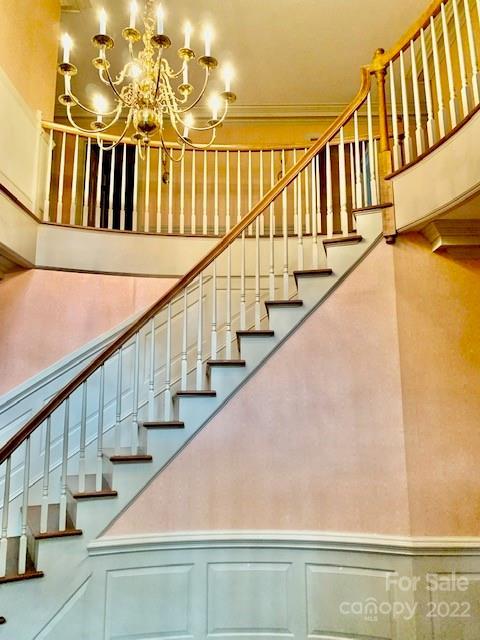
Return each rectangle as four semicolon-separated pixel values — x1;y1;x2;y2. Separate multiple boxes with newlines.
2;0;479;577
39;122;377;238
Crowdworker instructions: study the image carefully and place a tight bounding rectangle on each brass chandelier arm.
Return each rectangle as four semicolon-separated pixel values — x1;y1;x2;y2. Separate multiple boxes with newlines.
158;128;187;162
175;67;210;114
66;103;123;134
97;111;133;150
67;87;121;117
103;65;135;108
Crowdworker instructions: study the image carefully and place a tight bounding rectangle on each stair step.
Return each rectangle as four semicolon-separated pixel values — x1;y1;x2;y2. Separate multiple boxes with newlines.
103;448;153;464
236;330;275;338
293;268;333;284
0;537;44;584
206;359;246;369
352;202;392;213
67;474;117;500
139;421;185;429
27;504;82;540
265;299;303;314
176;390;217;397
323;234;363;246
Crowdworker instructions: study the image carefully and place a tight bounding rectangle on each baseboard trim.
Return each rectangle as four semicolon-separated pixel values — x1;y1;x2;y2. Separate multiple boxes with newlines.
89;531;480;557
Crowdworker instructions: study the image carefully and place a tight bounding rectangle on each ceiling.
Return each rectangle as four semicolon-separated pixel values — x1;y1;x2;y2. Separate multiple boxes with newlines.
58;0;427;118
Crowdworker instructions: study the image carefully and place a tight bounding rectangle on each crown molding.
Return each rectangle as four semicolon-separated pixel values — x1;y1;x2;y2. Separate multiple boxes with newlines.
60;0;91;11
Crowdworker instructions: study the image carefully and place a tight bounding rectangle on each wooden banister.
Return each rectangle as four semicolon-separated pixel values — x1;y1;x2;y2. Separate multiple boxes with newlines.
0;67;371;464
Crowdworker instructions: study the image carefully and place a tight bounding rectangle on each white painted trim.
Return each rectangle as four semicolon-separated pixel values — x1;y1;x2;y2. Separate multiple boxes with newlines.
89;531;480;557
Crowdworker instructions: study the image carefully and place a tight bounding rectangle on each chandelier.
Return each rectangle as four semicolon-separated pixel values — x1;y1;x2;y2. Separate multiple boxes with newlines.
57;0;236;158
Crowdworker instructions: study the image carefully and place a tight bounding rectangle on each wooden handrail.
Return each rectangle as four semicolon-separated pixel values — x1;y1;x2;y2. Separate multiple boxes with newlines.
0;67;371;464
373;0;444;68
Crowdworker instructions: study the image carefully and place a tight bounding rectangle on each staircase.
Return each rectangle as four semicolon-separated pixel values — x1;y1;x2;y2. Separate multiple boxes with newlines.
0;200;383;637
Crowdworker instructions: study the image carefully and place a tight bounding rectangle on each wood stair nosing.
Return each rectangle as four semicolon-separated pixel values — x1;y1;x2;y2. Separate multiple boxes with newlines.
293;268;333;283
323;234;363;246
176;390;217;398
139;420;185;429
103;448;153;464
264;299;303;315
27;504;82;540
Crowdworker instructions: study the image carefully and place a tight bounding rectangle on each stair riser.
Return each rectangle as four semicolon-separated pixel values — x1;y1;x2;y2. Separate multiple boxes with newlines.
295;276;336;305
266;307;306;339
207;367;248;400
176;395;219;425
138;425;190;458
238;336;276;365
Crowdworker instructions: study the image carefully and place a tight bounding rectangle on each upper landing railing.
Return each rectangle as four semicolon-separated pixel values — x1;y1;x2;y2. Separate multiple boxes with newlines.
1;0;479;578
39;125;380;239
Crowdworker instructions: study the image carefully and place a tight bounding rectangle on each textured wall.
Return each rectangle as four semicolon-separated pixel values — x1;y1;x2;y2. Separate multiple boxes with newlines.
0;269;176;395
0;0;61;119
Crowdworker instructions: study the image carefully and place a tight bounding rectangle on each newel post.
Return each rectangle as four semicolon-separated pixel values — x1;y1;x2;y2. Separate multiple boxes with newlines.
371;48;396;243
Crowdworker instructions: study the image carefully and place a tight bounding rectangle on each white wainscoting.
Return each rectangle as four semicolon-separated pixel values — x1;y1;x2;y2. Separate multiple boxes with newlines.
30;532;480;640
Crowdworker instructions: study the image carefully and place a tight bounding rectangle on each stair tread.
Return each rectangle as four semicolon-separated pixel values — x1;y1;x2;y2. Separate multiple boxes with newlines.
67;474;117;499
139;420;185;429
104;448;153;463
323;234;363;245
265;299;303;306
0;537;44;584
236;330;275;337
27;504;82;539
206;359;246;367
293;268;333;278
352;202;392;213
176;389;216;397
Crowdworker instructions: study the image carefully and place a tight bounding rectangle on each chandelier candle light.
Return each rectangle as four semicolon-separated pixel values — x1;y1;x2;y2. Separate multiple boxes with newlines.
57;0;236;159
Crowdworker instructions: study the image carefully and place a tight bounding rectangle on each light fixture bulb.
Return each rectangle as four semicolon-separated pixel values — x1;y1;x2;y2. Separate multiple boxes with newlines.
129;62;142;79
222;64;234;92
93;94;109;115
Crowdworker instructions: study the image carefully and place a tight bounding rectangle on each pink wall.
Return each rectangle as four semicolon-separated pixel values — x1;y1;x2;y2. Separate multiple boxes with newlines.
0;269;176;395
109;241;412;536
394;235;480;536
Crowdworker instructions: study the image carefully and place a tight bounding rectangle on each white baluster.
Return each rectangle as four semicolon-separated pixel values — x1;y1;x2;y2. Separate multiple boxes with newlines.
269;149;275;300
181;289;188;387
82;137;92;226
70;134;79;225
43;129;54;222
420;29;437;148
120;143;126;230
338;127;348;235
410;40;426;155
131;334;140;453
315;154;322;237
240;231;246;329
40;416;52;532
211;261;218;355
362;140;368;205
367;95;378;205
95;142;103;228
196;274;204;389
56;132;67;224
202;150;208;234
114;350;122;452
132;146;139;231
226;245;232;358
214;150;219;235
297;168;303;238
18;437;30;574
78;382;87;492
164;304;172;418
304;149;311;235
259;150;265;236
191;150;196;234
311;157;319;269
389;62;403;170
399;50;413;164
168;155;174;233
255;215;261;327
225;150;230;232
297;171;304;271
281;149;289;299
96;367;105;490
452;0;470;118
441;2;459;127
179;151;185;234
59;399;70;530
156;149;162;232
248;150;253;235
326;142;334;237
349;143;356;213
374;139;381;205
0;457;11;576
108;145;115;229
293;148;298;235
148;318;155;420
236;150;242;224
354;110;364;204
430;15;447;138
465;0;480;106
144;146;151;232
